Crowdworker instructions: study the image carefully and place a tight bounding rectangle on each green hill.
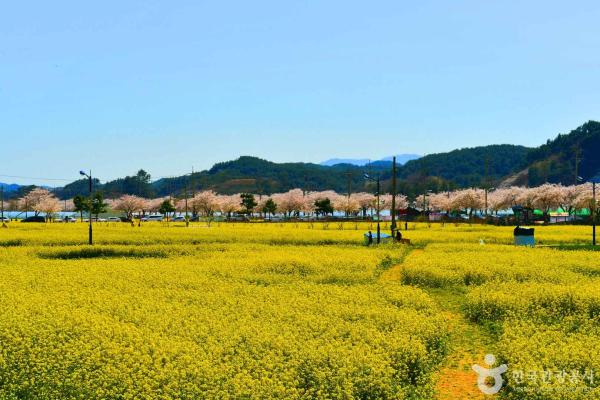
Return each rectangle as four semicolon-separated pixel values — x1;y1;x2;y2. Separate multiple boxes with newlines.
144;145;531;197
525;120;600;186
398;144;531;188
152;157;390;196
46;120;600;199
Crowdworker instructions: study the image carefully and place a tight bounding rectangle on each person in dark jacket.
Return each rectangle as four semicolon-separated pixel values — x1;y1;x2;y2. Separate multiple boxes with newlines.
395;230;402;242
367;231;373;245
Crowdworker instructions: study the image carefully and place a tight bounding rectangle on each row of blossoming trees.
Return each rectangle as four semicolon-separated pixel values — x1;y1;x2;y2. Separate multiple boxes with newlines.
12;183;599;220
106;190;405;220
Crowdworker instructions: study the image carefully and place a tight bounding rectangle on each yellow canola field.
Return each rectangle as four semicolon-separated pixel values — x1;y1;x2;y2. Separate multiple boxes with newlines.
391;231;600;400
0;223;447;400
0;222;597;399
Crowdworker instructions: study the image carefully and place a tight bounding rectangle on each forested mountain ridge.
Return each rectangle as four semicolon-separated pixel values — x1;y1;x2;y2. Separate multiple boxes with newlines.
398;145;531;187
526;120;600;186
7;120;599;200
152;157;391;196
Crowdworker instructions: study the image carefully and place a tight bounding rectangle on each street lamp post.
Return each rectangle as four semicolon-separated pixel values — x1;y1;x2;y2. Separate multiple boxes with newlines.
79;170;93;245
364;173;381;244
185;183;190;227
593;181;596;246
391;156;397;237
484;187;495;218
581;175;600;246
422;190;432;219
485;188;488;217
1;185;5;227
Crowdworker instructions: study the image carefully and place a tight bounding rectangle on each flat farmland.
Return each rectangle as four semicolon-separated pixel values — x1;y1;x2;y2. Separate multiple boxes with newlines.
0;223;598;399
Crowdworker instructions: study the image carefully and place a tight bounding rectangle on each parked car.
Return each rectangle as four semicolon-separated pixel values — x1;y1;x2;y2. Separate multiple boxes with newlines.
172;216;186;222
0;217;10;223
22;216;46;223
56;217;76;223
107;217;121;222
228;215;250;222
82;217;107;223
142;215;164;222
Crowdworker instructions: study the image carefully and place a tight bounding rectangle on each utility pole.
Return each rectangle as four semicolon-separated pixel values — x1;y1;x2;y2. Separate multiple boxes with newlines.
79;170;93;245
484;156;490;216
364;172;381;243
345;171;352;217
376;176;381;243
574;147;582;186
485;188;489;217
391;156;397;236
191;167;196;197
303;175;308;197
405;202;409;231
346;171;352;199
88;173;92;245
185;181;189;227
593;181;597;246
1;185;6;227
586;175;600;246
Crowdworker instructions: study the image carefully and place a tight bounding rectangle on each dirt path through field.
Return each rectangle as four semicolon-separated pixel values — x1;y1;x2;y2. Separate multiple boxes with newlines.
382;247;496;400
427;287;493;400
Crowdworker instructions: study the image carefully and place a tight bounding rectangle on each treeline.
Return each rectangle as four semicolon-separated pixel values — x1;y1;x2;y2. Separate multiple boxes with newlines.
9;121;599;201
50;144;532;200
526;120;600;186
59;170;153;199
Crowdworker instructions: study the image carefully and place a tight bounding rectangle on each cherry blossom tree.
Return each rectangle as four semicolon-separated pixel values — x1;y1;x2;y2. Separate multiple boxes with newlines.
487;187;524;213
174;198;187;213
333;194;360;216
19;188;53;216
379;194;409;213
354;192;376;218
62;199;75;212
575;183;597;213
451;189;485;219
113;195;146;220
306;191;337;217
516;187;537;210
428;192;452;213
217;194;241;219
147;197;167;214
531;184;564;220
255;196;270;218
272;189;305;218
37;196;62;221
190;191;219;217
558;185;584;215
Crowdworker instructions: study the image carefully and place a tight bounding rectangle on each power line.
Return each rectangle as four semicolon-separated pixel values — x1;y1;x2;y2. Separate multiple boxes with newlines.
0;174;73;182
0;174;106;184
0;171;198;186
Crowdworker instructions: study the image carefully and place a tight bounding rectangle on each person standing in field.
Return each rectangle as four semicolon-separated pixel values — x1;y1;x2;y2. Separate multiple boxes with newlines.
395;230;402;242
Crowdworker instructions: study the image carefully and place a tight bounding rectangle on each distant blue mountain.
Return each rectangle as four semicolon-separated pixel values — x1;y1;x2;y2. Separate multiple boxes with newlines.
320;158;372;167
320;154;420;167
0;183;20;192
380;154;422;164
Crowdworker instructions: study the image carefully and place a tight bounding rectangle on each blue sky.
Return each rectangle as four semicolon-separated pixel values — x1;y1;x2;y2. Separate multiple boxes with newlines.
1;1;599;185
